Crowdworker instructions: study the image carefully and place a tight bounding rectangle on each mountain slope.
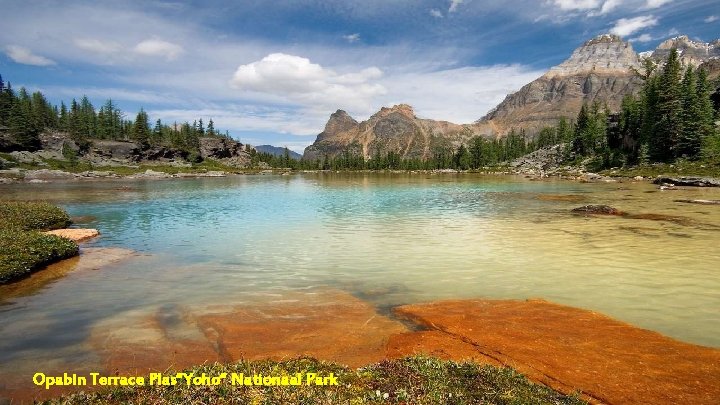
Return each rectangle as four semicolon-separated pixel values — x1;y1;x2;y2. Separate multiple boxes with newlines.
478;34;644;135
303;105;482;161
255;145;302;159
303;33;720;161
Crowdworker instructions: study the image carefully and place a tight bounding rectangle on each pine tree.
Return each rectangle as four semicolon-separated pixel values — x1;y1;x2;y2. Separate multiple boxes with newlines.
572;104;590;156
152;119;163;145
131;108;150;147
678;66;702;158
699;67;720;161
8;88;40;149
59;101;68;132
207;119;215;137
652;48;683;162
0;75;12;127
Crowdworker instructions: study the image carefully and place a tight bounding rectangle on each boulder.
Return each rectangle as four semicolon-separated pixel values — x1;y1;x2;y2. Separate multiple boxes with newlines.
89;140;142;162
571;204;624;216
39;132;79;153
198;137;243;159
43;228;99;242
653;176;720;187
674;199;720;205
142;146;189;161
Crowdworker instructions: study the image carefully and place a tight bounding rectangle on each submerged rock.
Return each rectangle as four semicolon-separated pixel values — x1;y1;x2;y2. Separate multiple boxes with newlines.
43;228;99;242
674;199;720;205
394;299;720;405
571;204;624;215
653;176;720;187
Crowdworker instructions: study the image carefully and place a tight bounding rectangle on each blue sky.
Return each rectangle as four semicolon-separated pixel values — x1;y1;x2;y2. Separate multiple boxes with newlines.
1;0;718;153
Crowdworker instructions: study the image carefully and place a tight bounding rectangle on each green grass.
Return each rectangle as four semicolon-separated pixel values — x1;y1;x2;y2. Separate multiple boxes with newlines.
3;155;257;175
42;356;586;405
0;201;72;231
601;160;720;178
0;201;78;283
0;229;78;283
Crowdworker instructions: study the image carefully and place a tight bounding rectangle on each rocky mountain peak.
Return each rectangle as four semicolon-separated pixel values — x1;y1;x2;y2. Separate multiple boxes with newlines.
372;104;416;120
585;33;624;45
652;36;720;67
544;33;640;78
316;109;359;142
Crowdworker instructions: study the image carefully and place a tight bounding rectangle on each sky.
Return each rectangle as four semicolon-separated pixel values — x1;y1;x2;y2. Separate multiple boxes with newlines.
1;0;718;153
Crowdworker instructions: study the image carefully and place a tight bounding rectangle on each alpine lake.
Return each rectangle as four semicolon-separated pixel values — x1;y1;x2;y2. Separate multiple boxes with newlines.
1;172;719;398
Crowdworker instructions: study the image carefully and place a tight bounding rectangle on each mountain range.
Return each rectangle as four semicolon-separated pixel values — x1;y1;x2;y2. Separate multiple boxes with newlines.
303;34;720;161
255;145;302;159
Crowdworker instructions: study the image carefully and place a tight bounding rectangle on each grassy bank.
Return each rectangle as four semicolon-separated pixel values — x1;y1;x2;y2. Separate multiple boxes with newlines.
0;201;78;284
0;152;256;176
43;356;585;404
601;160;720;178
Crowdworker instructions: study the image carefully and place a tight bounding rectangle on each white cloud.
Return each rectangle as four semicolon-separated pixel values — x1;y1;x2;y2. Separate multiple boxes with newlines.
552;0;601;10
632;33;654;42
229;53;386;114
4;45;56;66
705;15;718;23
381;65;544;124
133;39;183;60
430;9;444;18
645;0;671;8
74;38;122;54
449;0;464;13
599;0;621;14
343;33;360;43
610;15;658;36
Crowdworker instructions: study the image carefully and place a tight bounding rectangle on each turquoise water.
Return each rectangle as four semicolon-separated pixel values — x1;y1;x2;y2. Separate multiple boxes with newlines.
1;173;719;391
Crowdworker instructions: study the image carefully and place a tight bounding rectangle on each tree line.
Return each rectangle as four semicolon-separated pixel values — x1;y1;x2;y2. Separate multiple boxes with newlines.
555;48;719;167
0;74;232;158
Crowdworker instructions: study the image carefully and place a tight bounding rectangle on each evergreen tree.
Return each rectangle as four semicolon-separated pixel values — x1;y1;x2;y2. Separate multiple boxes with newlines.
58;101;68;132
131;108;150;147
678;66;702;158
572;104;590;156
152;119;163;145
8;88;40;149
651;48;683;161
699;68;720;161
207;119;215;137
618;94;642;163
453;144;471;170
0;75;13;127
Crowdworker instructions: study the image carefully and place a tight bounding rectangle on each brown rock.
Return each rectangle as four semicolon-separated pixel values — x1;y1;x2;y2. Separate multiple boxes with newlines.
0;248;134;304
674;199;720;205
87;289;408;377
394;299;720;405
43;228;99;242
197;289;408;368
571;204;624;215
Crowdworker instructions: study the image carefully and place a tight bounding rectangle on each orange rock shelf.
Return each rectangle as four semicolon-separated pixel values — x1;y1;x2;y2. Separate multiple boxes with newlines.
4;292;719;404
393;299;720;405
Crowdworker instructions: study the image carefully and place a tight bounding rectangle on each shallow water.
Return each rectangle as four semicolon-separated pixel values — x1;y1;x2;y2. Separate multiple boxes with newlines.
1;173;719;389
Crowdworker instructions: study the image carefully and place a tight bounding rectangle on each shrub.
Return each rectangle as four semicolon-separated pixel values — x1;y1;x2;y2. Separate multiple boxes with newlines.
0;201;71;231
0;229;78;283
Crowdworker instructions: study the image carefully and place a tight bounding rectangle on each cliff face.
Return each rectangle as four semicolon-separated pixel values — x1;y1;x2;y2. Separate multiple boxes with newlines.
478;34;644;135
303;105;479;161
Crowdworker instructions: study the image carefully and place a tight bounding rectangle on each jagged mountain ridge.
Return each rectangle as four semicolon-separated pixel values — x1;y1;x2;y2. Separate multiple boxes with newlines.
303;33;719;160
652;35;720;67
303;104;483;161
